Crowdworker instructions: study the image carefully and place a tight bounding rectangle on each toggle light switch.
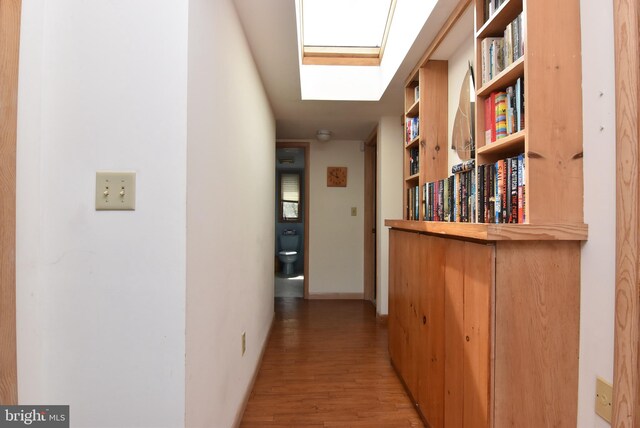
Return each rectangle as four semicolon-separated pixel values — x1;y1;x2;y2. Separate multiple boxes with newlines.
96;171;136;210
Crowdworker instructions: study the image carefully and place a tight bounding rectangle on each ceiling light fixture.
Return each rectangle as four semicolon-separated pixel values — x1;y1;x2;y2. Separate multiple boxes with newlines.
316;129;332;142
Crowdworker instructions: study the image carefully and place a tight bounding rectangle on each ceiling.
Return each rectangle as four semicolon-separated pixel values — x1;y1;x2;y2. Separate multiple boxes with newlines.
232;0;466;141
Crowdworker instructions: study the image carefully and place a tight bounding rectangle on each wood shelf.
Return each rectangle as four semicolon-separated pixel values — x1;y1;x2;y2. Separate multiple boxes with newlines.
384;219;588;241
477;130;525;156
476;0;523;39
405;136;419;148
405;173;419;182
405;100;419;118
477;55;524;98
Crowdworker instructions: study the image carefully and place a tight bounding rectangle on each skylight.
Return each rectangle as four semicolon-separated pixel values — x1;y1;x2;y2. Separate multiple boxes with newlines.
301;0;396;66
295;0;439;101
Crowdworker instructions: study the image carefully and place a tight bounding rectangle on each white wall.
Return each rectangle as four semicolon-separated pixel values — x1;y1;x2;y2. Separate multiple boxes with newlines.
16;1;188;427
578;0;617;426
309;140;365;295
185;0;275;426
377;117;404;315
446;32;475;171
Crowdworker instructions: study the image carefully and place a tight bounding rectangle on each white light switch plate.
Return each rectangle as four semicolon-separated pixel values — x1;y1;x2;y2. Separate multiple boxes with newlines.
96;171;136;210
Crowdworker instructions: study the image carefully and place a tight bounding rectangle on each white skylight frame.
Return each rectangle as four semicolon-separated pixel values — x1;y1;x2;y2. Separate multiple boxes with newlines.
301;0;397;66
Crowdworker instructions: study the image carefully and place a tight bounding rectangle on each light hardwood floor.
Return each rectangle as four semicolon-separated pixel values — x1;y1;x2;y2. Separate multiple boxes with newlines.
240;298;423;427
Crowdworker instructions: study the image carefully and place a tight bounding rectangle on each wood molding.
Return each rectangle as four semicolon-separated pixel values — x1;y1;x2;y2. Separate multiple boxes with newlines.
0;0;21;405
376;314;388;326
613;0;640;425
307;292;364;300
233;313;275;428
364;129;377;302
405;0;471;85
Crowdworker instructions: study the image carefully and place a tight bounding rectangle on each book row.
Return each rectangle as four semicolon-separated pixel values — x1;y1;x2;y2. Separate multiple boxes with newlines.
484;77;524;142
477;154;526;224
423;168;476;223
409;147;419;176
405;116;419;145
407;185;420;221
480;12;525;85
483;0;507;22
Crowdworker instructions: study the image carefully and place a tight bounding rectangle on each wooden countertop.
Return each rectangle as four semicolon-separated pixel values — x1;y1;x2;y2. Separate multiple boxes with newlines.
384;220;588;241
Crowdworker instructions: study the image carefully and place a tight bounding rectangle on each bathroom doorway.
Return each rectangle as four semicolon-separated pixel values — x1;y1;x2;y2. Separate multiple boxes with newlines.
274;142;309;298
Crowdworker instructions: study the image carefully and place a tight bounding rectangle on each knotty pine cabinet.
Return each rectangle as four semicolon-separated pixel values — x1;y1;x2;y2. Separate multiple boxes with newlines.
388;227;580;427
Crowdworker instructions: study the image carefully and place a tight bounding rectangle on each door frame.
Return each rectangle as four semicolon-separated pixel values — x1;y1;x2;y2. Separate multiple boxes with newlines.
276;142;310;299
364;128;377;303
613;0;640;424
0;0;21;405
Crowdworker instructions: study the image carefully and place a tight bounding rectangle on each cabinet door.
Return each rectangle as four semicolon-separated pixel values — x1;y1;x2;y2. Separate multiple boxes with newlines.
444;239;465;428
388;230;421;398
417;235;446;427
443;240;493;428
463;242;493;428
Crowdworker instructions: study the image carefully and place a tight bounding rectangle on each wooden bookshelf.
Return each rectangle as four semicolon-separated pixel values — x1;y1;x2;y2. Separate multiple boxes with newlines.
390;1;585;427
402;61;448;221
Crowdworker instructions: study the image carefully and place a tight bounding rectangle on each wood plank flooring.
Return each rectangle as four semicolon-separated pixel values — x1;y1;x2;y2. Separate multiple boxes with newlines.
240;298;423;427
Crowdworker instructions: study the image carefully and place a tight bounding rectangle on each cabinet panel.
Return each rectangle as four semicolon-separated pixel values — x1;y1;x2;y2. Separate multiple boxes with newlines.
388;230;421;399
388;230;401;366
463;242;494;427
418;235;446;427
494;241;580;427
444;239;465;428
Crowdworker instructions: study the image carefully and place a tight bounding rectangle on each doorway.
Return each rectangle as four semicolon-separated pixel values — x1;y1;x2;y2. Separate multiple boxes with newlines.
274;142;310;298
364;129;377;303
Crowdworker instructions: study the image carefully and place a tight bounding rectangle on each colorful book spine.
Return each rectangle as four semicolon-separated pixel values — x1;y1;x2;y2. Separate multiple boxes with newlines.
451;159;476;174
509;156;519;223
495;92;508;139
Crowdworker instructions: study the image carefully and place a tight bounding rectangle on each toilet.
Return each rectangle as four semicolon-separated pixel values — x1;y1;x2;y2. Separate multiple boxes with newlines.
278;231;299;276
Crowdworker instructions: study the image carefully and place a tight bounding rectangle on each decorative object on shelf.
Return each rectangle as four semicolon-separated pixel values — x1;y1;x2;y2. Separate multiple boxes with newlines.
316;129;332;142
326;166;347;187
451;62;475;161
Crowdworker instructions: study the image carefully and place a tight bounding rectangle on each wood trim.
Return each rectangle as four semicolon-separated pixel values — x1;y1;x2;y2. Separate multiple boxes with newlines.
276;142;310;299
405;0;471;86
233;313;275;428
364;129;377;302
307;292;364;300
0;0;20;405
303;46;380;58
302;56;381;66
378;0;398;61
376;313;388;326
384;220;588;241
613;0;640;425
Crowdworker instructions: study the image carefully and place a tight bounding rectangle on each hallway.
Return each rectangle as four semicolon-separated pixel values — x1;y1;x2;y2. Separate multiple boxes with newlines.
240;299;423;427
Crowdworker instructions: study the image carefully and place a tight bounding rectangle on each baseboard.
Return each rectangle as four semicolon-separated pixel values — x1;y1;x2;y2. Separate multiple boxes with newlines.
233;312;275;428
307;292;364;300
376;313;389;326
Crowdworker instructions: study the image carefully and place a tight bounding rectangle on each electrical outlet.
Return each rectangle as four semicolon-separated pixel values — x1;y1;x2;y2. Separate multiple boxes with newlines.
595;376;613;423
241;332;246;356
